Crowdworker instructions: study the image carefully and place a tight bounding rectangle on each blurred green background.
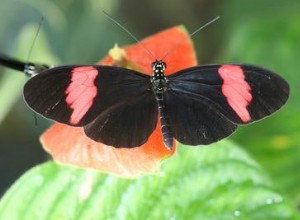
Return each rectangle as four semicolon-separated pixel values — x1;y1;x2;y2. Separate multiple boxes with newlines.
0;0;299;217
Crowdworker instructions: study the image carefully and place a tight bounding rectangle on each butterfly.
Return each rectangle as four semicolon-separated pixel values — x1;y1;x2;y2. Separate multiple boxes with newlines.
0;13;289;150
10;57;286;150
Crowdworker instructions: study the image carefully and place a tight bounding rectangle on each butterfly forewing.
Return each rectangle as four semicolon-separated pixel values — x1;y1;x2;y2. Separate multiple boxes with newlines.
240;65;289;120
167;66;243;124
166;64;289;145
168;64;289;123
23;65;151;127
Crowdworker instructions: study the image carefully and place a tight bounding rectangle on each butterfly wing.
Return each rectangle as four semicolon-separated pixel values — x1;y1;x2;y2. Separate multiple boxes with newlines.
24;65;150;125
84;90;158;147
166;64;289;145
164;90;237;145
24;65;158;147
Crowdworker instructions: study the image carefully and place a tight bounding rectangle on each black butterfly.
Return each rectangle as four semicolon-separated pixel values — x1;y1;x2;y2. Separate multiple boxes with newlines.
0;54;289;149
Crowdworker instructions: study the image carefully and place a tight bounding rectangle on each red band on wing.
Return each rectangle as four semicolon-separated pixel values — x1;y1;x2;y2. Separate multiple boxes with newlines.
66;66;98;124
218;65;252;122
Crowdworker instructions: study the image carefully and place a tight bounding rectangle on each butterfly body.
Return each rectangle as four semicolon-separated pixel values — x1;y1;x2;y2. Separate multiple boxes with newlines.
150;61;173;149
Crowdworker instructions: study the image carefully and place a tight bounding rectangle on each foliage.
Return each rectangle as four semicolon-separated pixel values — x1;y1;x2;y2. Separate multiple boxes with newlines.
0;142;298;220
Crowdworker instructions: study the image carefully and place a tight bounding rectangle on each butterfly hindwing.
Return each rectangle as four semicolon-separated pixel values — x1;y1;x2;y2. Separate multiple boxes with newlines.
23;65;151;126
164;90;237;145
84;90;158;148
166;64;289;145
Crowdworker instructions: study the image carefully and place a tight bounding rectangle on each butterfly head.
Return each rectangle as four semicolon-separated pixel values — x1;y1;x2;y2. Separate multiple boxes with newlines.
24;63;50;77
152;60;166;75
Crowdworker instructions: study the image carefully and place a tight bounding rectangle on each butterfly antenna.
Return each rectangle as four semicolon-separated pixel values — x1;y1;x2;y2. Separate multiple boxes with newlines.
0;17;49;77
102;10;157;60
26;17;46;127
24;17;50;77
26;16;44;62
161;16;220;60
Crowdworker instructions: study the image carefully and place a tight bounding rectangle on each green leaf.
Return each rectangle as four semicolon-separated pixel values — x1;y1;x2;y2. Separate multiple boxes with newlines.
0;141;298;220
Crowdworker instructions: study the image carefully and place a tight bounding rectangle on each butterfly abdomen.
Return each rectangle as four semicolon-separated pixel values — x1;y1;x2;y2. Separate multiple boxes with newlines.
155;93;173;149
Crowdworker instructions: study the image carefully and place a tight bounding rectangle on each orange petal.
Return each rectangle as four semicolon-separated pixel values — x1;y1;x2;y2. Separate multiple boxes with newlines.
41;25;197;177
41;122;174;178
101;26;197;75
124;25;197;75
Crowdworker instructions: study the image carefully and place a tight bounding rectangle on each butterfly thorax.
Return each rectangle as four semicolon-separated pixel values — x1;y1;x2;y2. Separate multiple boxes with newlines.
150;60;168;94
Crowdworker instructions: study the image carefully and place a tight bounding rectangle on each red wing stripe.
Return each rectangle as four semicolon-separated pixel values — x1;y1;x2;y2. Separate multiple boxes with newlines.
65;66;98;124
218;65;252;122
